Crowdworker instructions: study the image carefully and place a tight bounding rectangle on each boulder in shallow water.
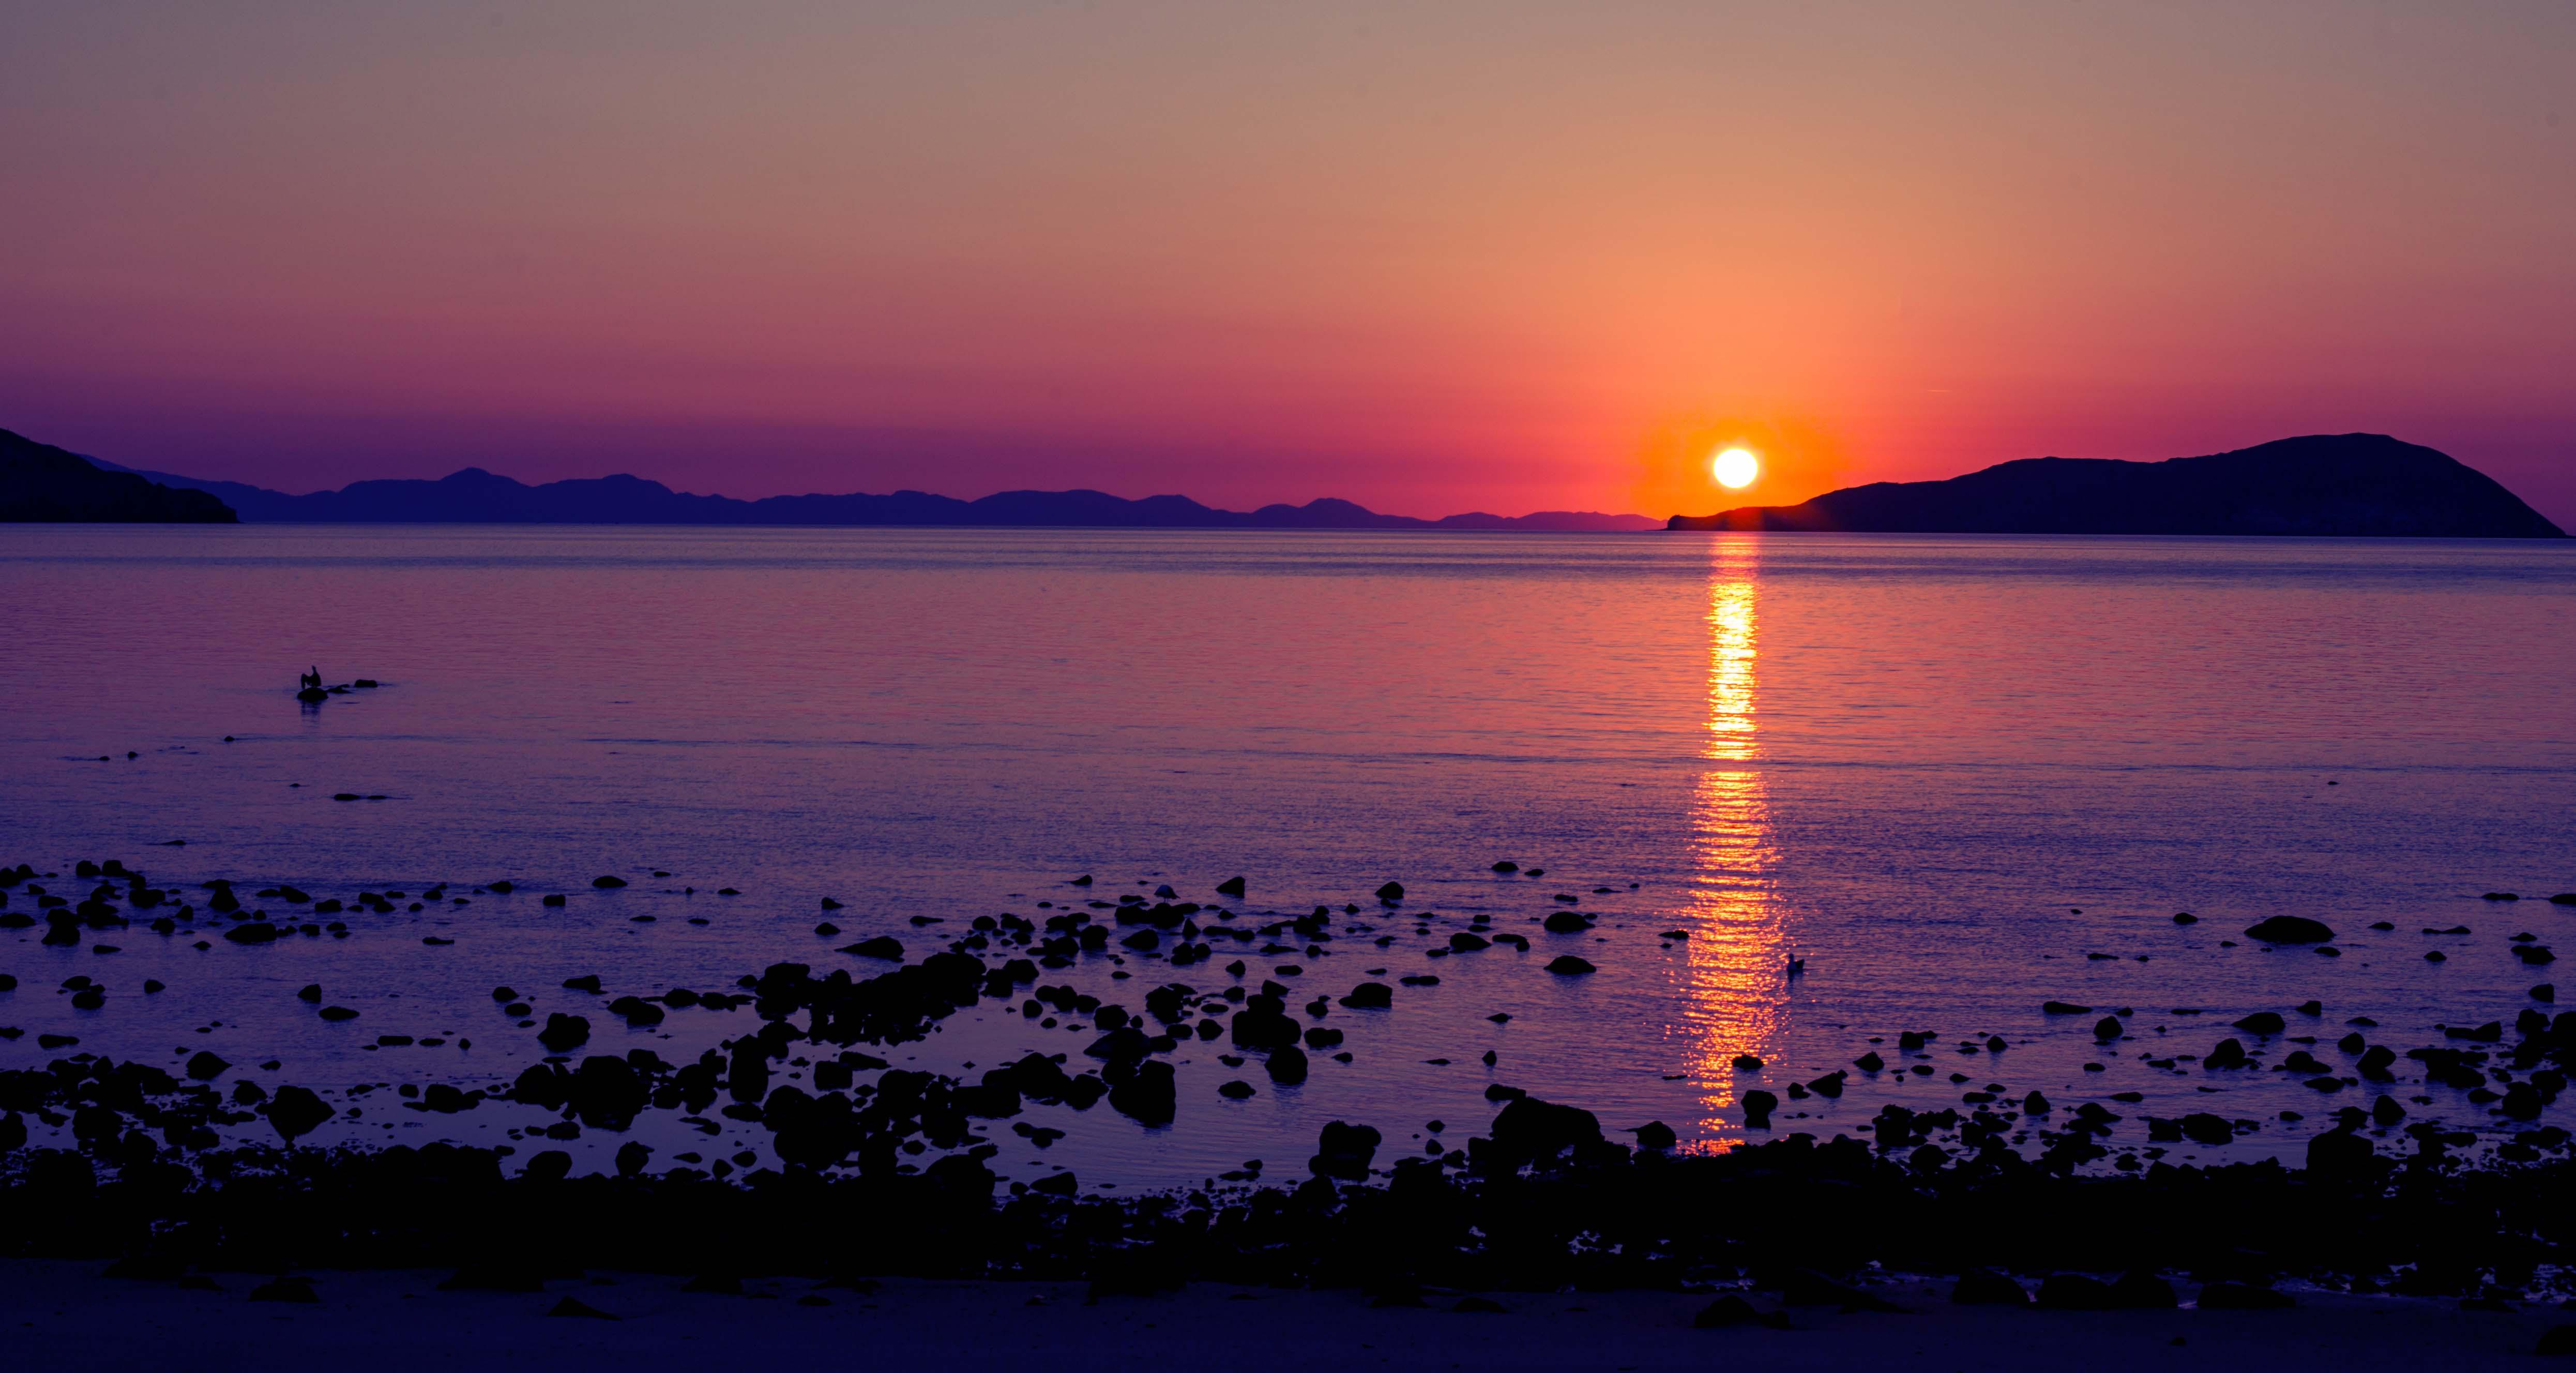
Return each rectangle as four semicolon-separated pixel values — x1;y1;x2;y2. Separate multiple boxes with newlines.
1339;982;1393;1009
1490;1095;1602;1162
537;1013;591;1053
2244;915;2334;944
264;1085;331;1142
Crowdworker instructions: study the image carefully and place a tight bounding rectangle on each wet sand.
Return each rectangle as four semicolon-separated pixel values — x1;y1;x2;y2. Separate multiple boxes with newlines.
2;1263;2562;1372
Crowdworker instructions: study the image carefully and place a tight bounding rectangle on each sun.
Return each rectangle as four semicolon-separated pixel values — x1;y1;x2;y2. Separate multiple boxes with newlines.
1711;446;1759;490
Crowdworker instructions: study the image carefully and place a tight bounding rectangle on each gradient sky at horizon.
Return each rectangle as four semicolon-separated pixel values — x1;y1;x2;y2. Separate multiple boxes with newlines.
4;2;2571;522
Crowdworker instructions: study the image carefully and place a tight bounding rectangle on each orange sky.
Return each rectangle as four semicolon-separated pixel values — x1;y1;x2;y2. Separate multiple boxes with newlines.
4;2;2571;521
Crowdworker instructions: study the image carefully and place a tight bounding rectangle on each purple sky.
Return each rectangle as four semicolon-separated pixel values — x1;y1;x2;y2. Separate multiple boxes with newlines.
4;3;2570;523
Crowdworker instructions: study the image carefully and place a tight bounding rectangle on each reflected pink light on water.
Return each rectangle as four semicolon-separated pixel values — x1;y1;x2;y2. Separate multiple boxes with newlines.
1679;537;1789;1139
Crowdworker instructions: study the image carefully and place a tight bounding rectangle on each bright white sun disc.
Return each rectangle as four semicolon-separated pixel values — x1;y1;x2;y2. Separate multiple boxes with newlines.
1713;447;1759;489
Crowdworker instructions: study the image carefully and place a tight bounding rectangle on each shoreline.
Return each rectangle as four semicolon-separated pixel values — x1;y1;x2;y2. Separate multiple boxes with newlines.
3;1263;2569;1372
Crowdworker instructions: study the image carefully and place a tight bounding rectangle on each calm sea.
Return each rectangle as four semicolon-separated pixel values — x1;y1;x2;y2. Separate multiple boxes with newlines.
3;525;2572;1185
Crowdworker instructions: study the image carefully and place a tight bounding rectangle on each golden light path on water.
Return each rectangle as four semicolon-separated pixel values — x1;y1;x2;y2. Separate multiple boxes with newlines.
1680;536;1789;1143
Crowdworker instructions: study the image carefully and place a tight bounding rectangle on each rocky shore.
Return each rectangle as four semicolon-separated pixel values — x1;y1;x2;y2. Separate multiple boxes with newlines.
8;853;2576;1313
8;1261;2575;1372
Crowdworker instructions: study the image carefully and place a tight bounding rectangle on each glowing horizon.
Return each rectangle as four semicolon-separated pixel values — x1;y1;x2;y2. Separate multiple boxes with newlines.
4;3;2571;525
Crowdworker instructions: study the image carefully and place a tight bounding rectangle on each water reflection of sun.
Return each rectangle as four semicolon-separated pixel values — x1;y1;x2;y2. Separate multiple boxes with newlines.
1678;537;1787;1144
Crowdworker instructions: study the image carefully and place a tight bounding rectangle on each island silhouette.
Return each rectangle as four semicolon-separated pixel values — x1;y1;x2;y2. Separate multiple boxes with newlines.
1670;434;2564;538
6;425;2562;536
0;429;236;522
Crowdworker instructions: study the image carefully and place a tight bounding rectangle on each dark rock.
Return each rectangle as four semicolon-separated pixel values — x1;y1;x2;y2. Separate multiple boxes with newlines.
1375;882;1404;902
1545;956;1597;975
263;1086;332;1142
838;937;903;960
2231;1010;2285;1035
2109;1271;2177;1308
2035;1274;2116;1309
538;1013;592;1052
249;1277;319;1304
2041;1000;2093;1015
2198;1281;2294;1309
2179;1113;2233;1146
2244;916;2335;944
1951;1269;2029;1305
184;1051;229;1080
1489;1096;1602;1161
548;1297;617;1320
1693;1295;1792;1329
1777;1269;1906;1312
1308;1120;1381;1179
522;1150;573;1182
1107;1060;1177;1123
2306;1128;2375;1176
607;995;664;1027
1740;1090;1778;1127
1216;876;1246;897
591;876;627;889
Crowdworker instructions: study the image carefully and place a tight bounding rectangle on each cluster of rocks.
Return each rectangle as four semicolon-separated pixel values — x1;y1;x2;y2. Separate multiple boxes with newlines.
12;856;2576;1303
8;1090;2576;1306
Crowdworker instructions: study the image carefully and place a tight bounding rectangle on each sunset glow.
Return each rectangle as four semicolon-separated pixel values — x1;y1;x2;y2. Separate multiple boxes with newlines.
2;5;2570;524
1713;448;1760;490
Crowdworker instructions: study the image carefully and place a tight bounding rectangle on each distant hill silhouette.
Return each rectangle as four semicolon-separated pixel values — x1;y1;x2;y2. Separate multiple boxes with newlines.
1670;435;2564;537
1;429;236;522
71;447;1657;531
